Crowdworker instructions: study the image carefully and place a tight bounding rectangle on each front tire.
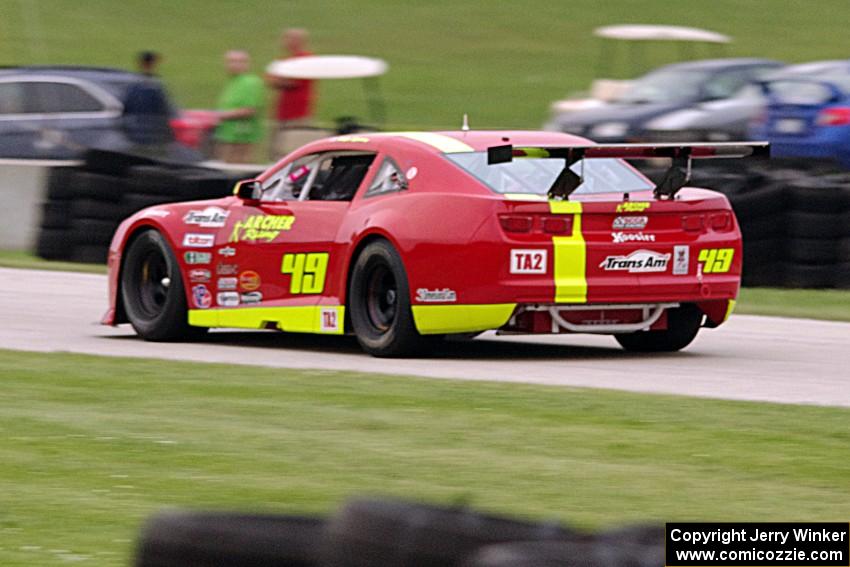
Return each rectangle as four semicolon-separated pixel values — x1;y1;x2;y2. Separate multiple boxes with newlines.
348;241;432;357
614;304;703;352
120;230;207;341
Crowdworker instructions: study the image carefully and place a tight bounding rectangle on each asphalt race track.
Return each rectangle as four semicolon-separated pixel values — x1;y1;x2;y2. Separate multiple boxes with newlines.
1;267;848;408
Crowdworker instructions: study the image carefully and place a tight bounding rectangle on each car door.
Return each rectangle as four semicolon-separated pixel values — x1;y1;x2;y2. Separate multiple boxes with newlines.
215;150;378;333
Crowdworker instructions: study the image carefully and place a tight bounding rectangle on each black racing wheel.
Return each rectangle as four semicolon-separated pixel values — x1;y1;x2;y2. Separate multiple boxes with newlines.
120;229;207;341
348;240;436;357
614;304;703;352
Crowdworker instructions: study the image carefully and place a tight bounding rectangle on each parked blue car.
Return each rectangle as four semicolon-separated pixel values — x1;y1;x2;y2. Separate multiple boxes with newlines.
749;60;850;167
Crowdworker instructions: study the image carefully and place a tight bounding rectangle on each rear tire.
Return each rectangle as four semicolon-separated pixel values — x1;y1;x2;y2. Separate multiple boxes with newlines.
120;229;207;341
614;304;703;353
348;240;432;357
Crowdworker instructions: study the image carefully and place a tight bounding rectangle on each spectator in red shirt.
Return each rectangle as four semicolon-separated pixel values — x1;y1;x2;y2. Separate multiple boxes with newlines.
266;28;316;158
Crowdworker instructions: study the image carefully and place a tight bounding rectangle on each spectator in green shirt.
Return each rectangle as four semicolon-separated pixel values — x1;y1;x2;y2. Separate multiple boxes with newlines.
214;50;264;163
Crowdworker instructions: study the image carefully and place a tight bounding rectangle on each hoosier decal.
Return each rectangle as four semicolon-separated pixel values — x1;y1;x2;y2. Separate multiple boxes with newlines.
599;249;670;273
611;232;655;243
229;214;295;243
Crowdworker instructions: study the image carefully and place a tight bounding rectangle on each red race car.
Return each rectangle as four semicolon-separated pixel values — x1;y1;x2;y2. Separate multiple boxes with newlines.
103;131;767;357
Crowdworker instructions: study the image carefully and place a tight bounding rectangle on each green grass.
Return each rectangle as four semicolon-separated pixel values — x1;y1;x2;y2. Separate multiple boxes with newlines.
0;0;847;130
0;250;106;274
1;349;849;566
737;287;850;322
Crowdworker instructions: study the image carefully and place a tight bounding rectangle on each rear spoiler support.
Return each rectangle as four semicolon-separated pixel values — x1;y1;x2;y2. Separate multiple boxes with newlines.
486;142;769;200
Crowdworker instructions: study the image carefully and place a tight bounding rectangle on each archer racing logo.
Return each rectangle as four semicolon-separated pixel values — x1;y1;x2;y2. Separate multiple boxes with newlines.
599;250;670;273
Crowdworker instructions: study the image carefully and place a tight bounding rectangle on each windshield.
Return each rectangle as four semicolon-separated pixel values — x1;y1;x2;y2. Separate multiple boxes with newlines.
446;152;653;196
617;69;711;104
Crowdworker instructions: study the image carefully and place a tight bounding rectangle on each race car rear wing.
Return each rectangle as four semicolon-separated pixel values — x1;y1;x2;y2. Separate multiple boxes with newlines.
486;142;770;200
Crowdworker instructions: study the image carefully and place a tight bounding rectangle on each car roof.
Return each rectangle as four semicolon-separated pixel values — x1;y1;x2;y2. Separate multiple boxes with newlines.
361;130;592;154
648;58;782;73
771;59;850;78
0;65;142;81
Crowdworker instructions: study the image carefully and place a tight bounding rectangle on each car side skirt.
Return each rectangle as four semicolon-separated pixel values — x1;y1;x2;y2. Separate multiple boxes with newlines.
187;305;345;335
411;304;517;335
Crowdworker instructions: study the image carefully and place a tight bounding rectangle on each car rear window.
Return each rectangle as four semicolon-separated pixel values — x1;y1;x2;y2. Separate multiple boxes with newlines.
445;151;653;196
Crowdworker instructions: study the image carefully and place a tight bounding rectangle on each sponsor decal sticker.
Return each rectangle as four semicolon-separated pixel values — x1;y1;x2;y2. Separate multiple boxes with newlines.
612;231;656;244
673;245;689;275
416;288;457;302
240;291;262;304
184;252;211;264
239;270;261;291
218;246;236;257
229;214;295;243
188;269;210;283
615;202;651;213
192;284;212;309
599;249;670;273
139;208;170;218
510;249;548;274
183;206;229;228
216;291;239;307
216;263;239;276
217;277;237;290
183;233;215;248
320;307;340;331
612;215;648;230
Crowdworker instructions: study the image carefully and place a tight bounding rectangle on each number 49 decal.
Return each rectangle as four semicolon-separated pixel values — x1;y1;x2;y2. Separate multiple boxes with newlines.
698;248;734;273
281;252;329;294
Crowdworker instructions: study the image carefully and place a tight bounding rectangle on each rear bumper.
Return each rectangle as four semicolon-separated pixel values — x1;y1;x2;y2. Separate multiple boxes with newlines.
411;296;736;336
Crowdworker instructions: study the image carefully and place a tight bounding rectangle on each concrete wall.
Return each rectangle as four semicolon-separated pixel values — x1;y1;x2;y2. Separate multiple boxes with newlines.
0;159;79;251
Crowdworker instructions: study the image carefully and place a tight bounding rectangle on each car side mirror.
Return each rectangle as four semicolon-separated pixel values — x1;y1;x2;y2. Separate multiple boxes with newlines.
234;179;261;202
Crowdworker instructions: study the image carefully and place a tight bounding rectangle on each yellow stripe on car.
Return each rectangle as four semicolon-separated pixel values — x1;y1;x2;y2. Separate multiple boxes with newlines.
188;305;345;335
396;132;474;154
723;299;736;323
549;200;587;303
411;304;516;334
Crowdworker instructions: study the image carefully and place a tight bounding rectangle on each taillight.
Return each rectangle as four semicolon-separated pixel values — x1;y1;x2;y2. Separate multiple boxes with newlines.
499;215;533;233
816;107;850;126
709;212;732;231
682;215;704;232
542;216;573;234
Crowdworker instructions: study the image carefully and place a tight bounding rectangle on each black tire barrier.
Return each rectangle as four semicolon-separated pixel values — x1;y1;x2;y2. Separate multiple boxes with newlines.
728;184;787;220
784;262;837;289
36;228;72;260
83;148;157;177
786;211;849;240
320;498;575;567
69;199;128;222
788;238;842;265
135;511;325;567
134;499;665;567
35;153;245;265
70;244;109;264
40;201;72;229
